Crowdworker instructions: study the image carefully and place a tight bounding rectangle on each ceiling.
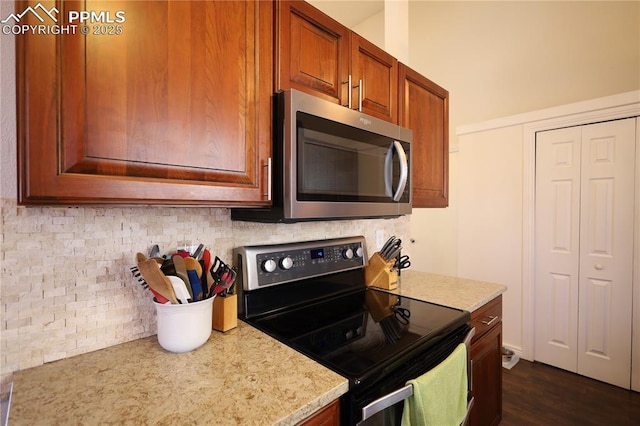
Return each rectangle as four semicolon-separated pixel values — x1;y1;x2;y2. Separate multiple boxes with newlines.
307;0;384;28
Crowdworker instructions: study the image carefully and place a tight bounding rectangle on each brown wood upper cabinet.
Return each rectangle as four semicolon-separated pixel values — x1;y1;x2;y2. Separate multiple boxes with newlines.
399;63;449;207
276;0;398;123
17;0;273;206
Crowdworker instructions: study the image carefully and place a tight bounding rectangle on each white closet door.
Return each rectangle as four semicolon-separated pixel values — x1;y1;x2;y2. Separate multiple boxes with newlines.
535;118;636;389
577;118;635;389
534;126;582;372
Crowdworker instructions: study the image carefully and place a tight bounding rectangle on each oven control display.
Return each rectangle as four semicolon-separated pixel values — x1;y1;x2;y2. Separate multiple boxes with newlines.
310;248;324;259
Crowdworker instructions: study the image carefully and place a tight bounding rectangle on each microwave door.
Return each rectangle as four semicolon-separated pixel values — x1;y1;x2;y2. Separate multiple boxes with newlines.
384;141;409;202
297;127;398;203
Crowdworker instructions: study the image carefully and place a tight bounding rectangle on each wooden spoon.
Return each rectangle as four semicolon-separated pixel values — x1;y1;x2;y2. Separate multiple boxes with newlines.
183;257;203;277
137;259;179;304
172;255;193;299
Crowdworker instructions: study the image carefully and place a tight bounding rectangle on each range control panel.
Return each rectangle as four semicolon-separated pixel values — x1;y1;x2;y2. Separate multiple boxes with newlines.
234;236;368;291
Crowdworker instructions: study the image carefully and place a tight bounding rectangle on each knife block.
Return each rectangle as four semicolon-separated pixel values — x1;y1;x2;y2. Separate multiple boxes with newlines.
364;252;398;290
212;294;237;332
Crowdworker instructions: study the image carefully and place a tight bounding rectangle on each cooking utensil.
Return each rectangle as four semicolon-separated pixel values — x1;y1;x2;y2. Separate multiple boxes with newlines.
394;253;410;276
202;249;215;295
136;252;147;264
208;256;222;297
130;264;170;304
210;257;237;296
192;244;204;260
149;244;160;259
137;258;179;304
380;238;401;260
380;235;396;255
186;269;204;302
394;255;411;271
166;275;192;304
218;267;237;296
183;256;203;278
384;245;402;263
171;255;193;299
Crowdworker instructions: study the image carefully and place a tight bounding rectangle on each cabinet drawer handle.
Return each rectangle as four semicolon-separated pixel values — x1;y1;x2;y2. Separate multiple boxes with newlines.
481;315;498;326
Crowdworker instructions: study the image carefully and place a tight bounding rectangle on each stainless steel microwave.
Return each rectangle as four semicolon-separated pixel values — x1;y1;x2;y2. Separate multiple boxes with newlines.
232;89;412;223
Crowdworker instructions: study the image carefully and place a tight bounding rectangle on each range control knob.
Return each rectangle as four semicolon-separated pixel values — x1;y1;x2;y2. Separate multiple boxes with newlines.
343;248;354;260
279;256;294;270
355;246;364;258
262;259;277;273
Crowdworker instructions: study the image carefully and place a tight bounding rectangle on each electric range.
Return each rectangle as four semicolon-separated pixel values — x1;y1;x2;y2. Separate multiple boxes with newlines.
233;236;470;425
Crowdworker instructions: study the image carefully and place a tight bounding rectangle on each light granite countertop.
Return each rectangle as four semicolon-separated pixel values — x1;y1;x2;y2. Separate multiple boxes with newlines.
385;270;507;312
10;322;348;425
9;271;506;424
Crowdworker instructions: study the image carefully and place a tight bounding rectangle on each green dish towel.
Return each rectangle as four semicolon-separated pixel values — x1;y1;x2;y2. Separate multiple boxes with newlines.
401;343;468;426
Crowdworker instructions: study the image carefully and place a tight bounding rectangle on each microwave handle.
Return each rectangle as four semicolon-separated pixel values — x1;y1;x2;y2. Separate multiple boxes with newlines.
384;141;409;202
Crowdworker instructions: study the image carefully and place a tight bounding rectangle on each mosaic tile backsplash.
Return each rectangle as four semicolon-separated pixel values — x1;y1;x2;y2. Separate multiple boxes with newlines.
0;198;409;393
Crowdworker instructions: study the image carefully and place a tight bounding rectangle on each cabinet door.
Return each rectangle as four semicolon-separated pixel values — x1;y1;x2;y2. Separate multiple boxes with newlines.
297;399;340;426
470;296;502;426
470;322;502;426
17;0;272;205
398;63;449;207
350;34;398;123
277;0;350;105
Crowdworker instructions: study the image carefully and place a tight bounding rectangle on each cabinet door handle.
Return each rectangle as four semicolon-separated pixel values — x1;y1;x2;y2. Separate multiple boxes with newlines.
351;78;363;111
481;315;498;326
342;75;352;109
263;157;272;201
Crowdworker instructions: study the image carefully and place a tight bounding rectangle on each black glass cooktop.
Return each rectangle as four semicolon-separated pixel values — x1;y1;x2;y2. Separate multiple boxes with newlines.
246;279;470;386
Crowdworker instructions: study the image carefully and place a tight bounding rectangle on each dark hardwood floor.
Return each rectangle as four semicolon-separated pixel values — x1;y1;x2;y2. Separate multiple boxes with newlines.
502;359;640;425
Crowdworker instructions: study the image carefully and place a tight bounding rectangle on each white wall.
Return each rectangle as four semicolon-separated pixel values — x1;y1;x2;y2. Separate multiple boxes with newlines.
407;0;640;277
458;125;524;350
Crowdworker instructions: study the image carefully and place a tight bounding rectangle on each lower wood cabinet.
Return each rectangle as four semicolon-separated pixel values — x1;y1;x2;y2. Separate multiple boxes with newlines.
297;399;340;426
469;295;503;426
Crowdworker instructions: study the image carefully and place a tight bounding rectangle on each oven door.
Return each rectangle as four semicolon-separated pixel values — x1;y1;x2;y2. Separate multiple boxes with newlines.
346;326;475;426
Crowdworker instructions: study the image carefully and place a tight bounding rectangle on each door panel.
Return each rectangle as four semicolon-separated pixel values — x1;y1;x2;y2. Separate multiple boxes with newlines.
277;0;350;104
577;119;635;389
398;63;449;207
350;34;397;123
548;273;572;349
535;127;581;372
18;0;273;205
535;118;636;389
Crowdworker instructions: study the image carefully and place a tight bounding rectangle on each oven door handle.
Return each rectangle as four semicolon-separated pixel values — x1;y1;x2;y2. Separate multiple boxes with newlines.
384;140;409;202
358;383;414;424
